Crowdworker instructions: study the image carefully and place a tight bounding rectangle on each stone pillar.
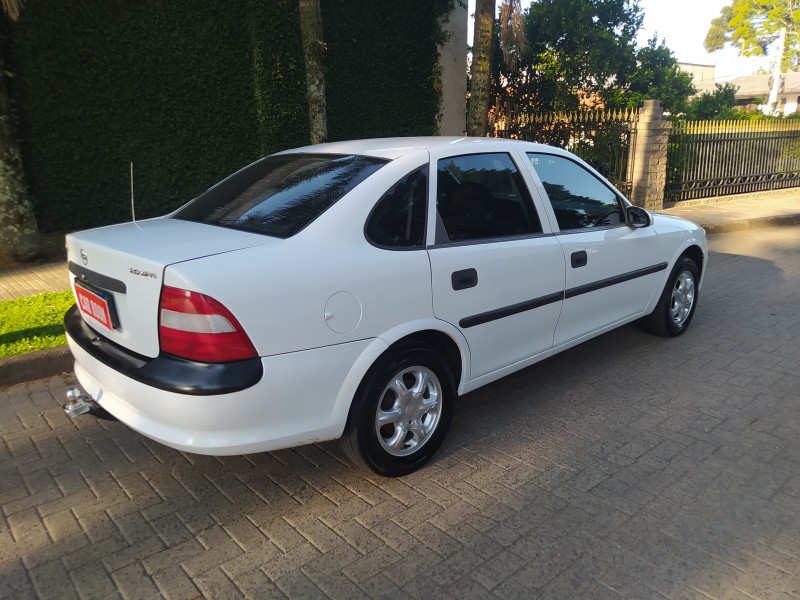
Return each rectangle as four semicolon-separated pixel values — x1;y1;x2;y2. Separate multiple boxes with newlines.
437;2;468;136
628;99;671;210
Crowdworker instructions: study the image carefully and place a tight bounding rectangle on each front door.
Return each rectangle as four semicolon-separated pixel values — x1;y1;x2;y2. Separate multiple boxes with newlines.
524;152;662;346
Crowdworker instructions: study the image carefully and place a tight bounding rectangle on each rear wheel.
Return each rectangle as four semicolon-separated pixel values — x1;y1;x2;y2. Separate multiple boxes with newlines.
341;345;454;476
642;256;699;337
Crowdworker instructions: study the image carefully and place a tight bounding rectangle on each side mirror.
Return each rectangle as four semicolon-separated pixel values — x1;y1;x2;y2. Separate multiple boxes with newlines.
626;206;651;228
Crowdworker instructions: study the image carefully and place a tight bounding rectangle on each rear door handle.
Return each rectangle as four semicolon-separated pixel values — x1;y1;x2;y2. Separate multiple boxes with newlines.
571;251;588;268
451;268;478;290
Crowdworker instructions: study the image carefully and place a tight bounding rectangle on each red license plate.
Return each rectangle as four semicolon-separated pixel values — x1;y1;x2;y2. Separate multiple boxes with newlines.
75;283;115;330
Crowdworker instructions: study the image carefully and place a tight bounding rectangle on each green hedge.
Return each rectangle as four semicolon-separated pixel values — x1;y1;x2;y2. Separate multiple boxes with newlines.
323;1;446;140
2;1;451;233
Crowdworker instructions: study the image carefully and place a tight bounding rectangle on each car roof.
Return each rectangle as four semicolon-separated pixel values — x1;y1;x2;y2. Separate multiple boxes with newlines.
279;137;571;160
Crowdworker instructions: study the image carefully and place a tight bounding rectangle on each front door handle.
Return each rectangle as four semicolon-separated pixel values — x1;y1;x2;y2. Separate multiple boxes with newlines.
571;251;588;268
452;268;478;290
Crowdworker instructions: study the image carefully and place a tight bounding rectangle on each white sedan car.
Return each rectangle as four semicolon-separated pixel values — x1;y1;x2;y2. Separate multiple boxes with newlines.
64;137;707;476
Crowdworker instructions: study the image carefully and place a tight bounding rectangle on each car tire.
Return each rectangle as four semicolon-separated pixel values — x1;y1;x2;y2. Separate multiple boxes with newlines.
341;344;455;477
641;256;700;337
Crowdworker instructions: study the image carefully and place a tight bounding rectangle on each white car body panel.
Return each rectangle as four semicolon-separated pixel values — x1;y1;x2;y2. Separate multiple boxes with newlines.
428;239;565;377
63;137;708;457
552;226;662;345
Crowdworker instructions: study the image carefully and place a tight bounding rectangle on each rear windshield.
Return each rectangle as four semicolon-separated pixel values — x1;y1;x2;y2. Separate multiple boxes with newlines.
173;153;387;238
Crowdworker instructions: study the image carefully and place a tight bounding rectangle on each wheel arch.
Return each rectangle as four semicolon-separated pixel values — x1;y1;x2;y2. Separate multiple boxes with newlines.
330;321;469;439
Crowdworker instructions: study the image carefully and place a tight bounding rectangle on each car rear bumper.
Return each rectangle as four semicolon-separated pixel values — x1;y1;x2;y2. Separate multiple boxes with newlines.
65;315;374;455
64;304;263;395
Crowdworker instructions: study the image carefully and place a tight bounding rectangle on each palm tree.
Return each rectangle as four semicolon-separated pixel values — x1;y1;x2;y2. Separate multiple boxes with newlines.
468;0;527;137
298;0;327;144
0;0;41;261
467;0;496;137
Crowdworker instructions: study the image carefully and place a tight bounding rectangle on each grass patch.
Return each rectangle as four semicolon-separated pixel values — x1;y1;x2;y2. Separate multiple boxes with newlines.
0;291;74;358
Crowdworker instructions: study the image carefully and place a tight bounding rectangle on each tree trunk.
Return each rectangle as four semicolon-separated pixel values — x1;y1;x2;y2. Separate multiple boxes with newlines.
299;0;327;144
0;48;40;262
767;26;786;114
467;0;495;137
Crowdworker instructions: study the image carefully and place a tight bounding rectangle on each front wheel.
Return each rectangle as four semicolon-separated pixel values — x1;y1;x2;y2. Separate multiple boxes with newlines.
341;346;455;477
641;256;700;337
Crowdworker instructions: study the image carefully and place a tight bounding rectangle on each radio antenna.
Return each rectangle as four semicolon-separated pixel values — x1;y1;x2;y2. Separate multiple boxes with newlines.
130;161;136;223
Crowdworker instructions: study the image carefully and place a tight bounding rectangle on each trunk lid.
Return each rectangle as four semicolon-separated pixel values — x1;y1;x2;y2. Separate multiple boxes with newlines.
66;217;274;358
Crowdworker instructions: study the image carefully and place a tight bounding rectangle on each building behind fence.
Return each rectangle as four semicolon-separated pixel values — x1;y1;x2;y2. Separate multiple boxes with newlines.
496;100;800;209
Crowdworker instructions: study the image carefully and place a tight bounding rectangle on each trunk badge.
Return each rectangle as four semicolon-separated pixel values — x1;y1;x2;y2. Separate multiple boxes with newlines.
80;249;88;265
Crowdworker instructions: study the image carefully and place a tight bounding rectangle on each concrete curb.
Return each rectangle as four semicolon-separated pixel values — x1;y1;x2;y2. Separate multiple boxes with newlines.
0;345;72;389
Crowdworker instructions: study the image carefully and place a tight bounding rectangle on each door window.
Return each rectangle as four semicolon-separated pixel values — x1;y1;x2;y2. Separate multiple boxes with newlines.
436;153;541;243
527;153;624;231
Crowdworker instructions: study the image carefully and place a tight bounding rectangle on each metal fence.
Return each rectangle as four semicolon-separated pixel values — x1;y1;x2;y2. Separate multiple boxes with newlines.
494;108;639;195
666;119;800;203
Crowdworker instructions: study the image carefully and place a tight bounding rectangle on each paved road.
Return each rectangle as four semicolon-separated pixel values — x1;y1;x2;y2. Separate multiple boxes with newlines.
2;226;800;599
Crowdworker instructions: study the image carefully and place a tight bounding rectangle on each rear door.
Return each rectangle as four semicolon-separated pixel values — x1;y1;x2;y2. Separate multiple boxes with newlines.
426;146;565;379
523;152;663;346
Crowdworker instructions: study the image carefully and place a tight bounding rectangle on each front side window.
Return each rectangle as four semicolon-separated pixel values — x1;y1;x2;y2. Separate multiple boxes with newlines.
436;153;541;243
365;166;427;248
174;153;387;238
527;153;624;231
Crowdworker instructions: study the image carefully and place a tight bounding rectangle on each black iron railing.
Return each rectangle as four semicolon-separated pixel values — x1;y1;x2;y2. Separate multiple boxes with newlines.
666;119;800;203
494;108;639;196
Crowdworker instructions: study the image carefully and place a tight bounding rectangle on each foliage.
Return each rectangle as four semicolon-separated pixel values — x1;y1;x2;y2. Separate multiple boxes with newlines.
491;0;693;119
323;0;447;141
607;36;696;114
685;83;741;120
705;0;799;71
1;0;450;234
0;290;73;358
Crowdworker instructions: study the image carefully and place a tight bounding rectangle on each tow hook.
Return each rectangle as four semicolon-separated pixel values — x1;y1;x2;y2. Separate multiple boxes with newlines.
63;387;91;417
63;387;117;421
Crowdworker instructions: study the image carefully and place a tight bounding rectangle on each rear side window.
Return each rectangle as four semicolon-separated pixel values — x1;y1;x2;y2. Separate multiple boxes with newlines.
174;154;387;238
436;153;541;243
365;166;427;248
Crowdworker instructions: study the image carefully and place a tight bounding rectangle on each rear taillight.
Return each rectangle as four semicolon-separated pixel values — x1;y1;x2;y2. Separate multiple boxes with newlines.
159;286;257;363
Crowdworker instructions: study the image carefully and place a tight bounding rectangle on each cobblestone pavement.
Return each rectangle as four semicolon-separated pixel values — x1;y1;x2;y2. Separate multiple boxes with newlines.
2;226;799;599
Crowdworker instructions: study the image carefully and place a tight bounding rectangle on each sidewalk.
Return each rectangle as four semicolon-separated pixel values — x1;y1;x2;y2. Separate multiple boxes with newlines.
2;190;799;303
660;188;800;233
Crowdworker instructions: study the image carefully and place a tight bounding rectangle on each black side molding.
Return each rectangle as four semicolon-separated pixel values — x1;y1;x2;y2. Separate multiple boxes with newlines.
457;261;669;329
565;262;668;299
460;291;563;328
64;305;263;395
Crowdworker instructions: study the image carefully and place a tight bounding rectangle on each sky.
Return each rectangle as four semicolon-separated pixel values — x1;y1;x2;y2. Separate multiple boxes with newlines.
467;0;772;83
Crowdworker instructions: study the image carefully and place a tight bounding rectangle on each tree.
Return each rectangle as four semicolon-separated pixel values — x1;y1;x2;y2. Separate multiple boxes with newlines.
491;0;645;119
685;83;740;120
705;0;799;110
298;0;327;144
467;0;496;136
0;0;41;262
608;36;696;114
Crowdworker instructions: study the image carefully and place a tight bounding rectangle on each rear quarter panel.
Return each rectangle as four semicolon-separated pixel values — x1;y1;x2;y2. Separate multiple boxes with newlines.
163;151;438;358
